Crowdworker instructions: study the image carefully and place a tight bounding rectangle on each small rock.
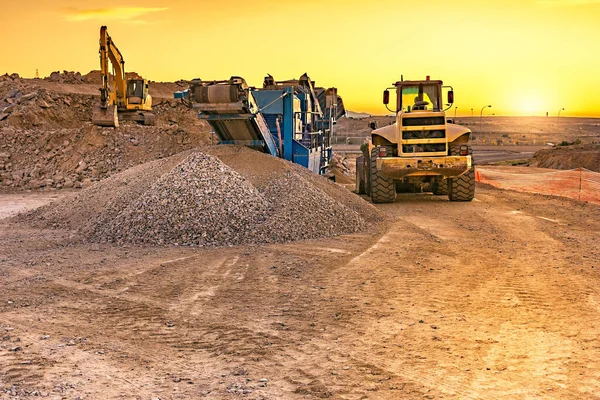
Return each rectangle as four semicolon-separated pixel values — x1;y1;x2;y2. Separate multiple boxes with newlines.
6;88;20;98
19;92;37;103
76;161;87;173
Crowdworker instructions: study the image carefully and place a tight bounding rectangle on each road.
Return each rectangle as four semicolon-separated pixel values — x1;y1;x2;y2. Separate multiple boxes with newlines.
332;144;550;164
471;145;549;164
1;186;600;399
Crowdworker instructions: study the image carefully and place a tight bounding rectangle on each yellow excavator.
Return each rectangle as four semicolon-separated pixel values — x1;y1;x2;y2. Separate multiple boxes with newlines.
92;26;154;127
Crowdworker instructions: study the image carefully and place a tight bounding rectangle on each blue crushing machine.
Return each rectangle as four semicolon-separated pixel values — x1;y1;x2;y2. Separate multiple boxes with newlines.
174;73;345;174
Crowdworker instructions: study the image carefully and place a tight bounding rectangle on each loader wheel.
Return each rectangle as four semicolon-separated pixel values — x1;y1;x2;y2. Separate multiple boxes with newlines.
448;168;475;202
370;148;396;203
431;178;449;195
355;156;366;194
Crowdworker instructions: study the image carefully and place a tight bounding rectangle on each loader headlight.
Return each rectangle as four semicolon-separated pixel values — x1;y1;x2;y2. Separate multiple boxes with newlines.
378;147;388;157
460;145;469;156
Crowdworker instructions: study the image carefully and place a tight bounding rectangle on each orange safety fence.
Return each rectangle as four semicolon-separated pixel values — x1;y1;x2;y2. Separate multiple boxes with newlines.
475;167;600;205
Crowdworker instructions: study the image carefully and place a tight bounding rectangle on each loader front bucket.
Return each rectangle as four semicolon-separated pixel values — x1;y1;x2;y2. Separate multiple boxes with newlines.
92;105;118;127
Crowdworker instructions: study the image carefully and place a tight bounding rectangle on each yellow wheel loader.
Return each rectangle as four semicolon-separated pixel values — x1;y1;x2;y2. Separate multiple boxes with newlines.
92;26;154;127
356;76;474;203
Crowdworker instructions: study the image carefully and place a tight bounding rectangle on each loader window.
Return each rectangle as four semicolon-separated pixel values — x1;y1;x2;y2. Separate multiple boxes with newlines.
399;84;441;112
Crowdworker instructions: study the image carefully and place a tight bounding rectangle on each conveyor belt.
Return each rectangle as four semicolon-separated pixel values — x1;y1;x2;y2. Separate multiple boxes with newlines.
189;78;279;156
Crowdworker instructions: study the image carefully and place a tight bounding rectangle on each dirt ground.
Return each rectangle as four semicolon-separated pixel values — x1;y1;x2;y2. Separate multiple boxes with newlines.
2;185;600;399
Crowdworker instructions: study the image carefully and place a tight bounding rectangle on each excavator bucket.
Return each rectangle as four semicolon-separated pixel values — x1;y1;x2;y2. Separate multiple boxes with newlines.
92;105;118;127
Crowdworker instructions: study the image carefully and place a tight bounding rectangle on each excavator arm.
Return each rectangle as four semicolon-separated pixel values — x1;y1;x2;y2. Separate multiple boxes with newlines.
99;25;126;108
93;26;123;127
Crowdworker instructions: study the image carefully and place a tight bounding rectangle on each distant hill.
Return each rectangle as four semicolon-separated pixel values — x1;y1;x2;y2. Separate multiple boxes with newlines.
346;110;372;119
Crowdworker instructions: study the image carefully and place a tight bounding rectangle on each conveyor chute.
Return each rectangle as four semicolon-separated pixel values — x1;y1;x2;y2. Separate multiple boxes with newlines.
175;74;343;175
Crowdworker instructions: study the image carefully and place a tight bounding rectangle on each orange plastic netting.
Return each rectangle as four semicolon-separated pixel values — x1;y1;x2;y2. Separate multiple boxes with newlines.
476;167;600;204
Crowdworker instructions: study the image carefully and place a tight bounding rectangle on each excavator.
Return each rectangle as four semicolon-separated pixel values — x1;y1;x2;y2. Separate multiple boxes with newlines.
92;26;154;127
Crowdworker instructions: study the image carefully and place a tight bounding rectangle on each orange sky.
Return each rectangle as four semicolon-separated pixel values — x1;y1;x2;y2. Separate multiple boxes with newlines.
1;0;599;116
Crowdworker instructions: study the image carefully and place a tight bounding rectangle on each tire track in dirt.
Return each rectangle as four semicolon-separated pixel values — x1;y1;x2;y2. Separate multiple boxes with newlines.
2;187;600;398
335;191;600;399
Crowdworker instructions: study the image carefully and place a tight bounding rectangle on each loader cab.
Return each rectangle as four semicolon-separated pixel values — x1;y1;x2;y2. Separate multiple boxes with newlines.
126;79;148;105
397;81;442;113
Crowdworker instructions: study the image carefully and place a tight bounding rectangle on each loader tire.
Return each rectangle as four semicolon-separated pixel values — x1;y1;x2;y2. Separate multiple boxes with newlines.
448;168;475;202
431;178;449;195
369;148;396;204
355;156;366;194
450;144;474;162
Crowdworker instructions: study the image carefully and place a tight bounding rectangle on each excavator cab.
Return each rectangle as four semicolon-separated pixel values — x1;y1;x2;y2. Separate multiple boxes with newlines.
126;79;146;105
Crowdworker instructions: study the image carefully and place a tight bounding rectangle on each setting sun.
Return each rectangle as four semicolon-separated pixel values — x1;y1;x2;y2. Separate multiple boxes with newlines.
514;94;550;116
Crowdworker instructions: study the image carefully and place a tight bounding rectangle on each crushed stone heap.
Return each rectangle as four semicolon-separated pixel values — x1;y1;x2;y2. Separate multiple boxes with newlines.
92;152;269;246
22;146;382;247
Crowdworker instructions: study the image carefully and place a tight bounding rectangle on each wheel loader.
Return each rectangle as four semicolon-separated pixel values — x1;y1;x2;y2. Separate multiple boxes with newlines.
92;26;154;127
356;76;475;203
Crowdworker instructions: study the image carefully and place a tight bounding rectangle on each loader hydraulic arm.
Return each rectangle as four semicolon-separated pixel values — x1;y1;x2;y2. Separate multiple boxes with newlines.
99;25;126;107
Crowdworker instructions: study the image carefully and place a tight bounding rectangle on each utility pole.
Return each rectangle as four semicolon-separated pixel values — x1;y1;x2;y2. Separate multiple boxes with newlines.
558;108;565;125
480;105;491;131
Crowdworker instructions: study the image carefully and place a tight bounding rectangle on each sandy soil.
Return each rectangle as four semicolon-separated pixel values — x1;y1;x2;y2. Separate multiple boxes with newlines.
0;192;73;220
2;185;600;399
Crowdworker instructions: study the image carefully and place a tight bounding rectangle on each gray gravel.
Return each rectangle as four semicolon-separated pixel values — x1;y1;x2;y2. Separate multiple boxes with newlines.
90;152;269;246
21;148;382;247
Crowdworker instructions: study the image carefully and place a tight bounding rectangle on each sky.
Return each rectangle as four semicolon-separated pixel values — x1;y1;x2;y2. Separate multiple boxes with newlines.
1;0;599;117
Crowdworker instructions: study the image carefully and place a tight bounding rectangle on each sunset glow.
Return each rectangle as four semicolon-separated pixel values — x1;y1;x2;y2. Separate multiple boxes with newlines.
1;0;599;117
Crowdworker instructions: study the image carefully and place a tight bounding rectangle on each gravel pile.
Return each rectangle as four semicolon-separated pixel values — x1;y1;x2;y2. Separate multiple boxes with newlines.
22;151;194;230
21;146;382;247
90;152;269;246
255;172;365;242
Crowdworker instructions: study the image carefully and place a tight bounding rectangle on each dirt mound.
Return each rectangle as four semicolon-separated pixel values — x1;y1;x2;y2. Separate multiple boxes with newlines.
0;73;211;190
327;153;354;185
44;71;87;84
530;143;600;172
0;87;96;129
21;147;381;247
0;120;209;190
82;70;102;85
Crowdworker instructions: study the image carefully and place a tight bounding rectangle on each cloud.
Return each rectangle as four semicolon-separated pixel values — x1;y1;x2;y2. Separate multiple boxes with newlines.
65;6;168;22
536;0;600;6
